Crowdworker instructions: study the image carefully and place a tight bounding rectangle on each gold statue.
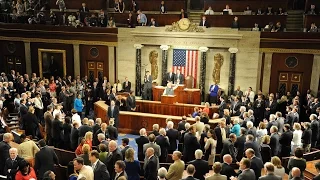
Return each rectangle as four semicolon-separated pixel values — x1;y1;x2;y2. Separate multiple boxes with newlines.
149;50;158;80
212;53;224;84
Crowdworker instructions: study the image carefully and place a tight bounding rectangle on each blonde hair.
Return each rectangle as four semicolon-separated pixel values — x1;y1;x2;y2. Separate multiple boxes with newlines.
28;106;35;113
262;135;270;144
125;148;135;162
294;123;301;130
82;144;91;154
271;156;283;168
85;132;93;140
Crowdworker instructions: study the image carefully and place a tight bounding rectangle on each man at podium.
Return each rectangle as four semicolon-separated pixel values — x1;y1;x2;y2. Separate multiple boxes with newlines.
163;82;178;95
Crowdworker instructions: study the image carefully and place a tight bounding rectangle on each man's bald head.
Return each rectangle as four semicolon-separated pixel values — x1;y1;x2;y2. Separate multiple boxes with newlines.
108;140;117;152
146;147;154;158
223;154;232;164
291;167;301;177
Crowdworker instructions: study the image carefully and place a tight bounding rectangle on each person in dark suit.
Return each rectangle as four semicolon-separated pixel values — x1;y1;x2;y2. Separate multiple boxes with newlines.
231;16;240;29
144;147;158;180
44;105;54;145
182;164;198;180
155;128;170;163
90;150;110;180
22;106;39;139
231;96;241;116
114;160;128;180
279;124;293;157
269;126;280;156
70;122;80;151
189;150;209;180
104;140;123;180
166;121;179;154
19;99;28;118
4;147;22;180
177;116;187;132
52;113;63;148
310;114;319;148
244;134;262;160
199;15;210;28
79;3;89;22
235;128;246;162
92;118;102;139
107;119;118;140
313;161;320;180
163;71;175;85
160;1;166;14
220;134;237;162
183;125;200;162
135;128;149;161
78;118;93;140
122;77;131;92
218;96;227;118
143;71;152;100
235;158;256;180
34;140;59;179
214;119;229;154
253;95;265;125
94;123;108;146
220;154;237;180
121;138;130;159
258;162;281;180
126;91;136;111
302;122;312;152
63;117;72;150
245;148;264;180
108;100;120;128
233;86;243;98
174;69;184;84
264;94;277;119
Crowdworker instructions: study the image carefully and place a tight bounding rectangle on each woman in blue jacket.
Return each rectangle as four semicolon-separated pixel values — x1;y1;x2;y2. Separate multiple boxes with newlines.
74;94;84;116
230;119;241;137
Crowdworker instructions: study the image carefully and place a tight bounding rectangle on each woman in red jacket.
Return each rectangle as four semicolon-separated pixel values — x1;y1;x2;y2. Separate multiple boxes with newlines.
15;160;37;180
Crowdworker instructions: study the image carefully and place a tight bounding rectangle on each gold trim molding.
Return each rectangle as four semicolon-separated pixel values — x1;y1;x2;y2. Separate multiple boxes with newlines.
0;36;118;46
260;48;320;55
38;48;67;78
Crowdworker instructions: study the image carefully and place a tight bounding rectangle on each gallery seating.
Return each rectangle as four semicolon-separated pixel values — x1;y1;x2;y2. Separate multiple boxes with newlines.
303;15;320;30
136;1;185;11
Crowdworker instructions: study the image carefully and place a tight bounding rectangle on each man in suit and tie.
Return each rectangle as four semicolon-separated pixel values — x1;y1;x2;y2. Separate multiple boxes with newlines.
104;140;123;180
182;164;198;180
79;2;89;22
89;150;110;180
108;100;120;128
220;155;237;180
183;125;200;162
218;96;227;118
166;121;179;154
4;148;23;180
259;162;281;180
144;147;158;180
310;114;319;148
120;138;130;159
94;123;109;145
199;15;210;28
245;148;264;180
166;151;185;180
265;94;277;119
126;91;136;111
34;140;59;179
231;158;256;180
143;71;153;100
233;86;243;99
107;119;118;140
269;126;280;156
205;162;227;180
114;160;128;180
220;133;237;163
19;99;28;118
44;105;54;145
231;96;241;116
135;128;149;161
189;150;209;180
214;119;229;154
235;128;247;162
174;69;184;84
279;124;293;158
163;70;175;85
122;77;131;92
143;134;161;162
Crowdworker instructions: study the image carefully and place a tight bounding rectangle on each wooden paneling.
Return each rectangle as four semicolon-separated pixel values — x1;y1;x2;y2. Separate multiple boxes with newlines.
260;32;320;49
204;0;288;12
304;15;320;28
136;1;185;11
153;86;201;104
0;40;25;74
136;100;218;118
30;42;74;77
80;45;109;79
206;15;287;28
110;13;180;26
269;53;314;94
0;23;118;42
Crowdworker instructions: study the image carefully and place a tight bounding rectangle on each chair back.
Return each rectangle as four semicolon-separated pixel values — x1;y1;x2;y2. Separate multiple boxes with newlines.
184;76;194;89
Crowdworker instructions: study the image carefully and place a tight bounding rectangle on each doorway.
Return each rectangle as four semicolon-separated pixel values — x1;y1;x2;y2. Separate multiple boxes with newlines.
278;72;303;97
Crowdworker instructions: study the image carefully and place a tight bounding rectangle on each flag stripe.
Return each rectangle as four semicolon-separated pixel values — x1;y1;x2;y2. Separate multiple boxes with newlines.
172;49;198;88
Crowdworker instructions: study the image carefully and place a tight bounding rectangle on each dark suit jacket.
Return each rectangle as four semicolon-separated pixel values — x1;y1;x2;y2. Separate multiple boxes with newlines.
155;135;170;162
311;120;319;141
302;128;312;145
107;106;120;127
165;72;175;84
244;141;262;160
199;20;210;28
107;125;118;140
79;7;89;12
182;176;199;180
78;124;93;138
231;101;241;116
121;146;130;159
270;133;280;156
19;104;28;117
94;129;109;146
250;156;264;180
265;100;277;115
174;73;184;84
220;163;237;180
259;173;281;180
220;139;236;162
70;127;80;150
34;146;59;178
22;112;39;136
115;171;128;180
177;120;186;132
235;134;246;161
135;136;149;161
166;129;179;152
313;174;320;180
183;132;200;162
4;156;23;180
144;155;158;180
104;149;123;179
93;160;110;180
214;126;229;154
219;101;227;118
52;118;63;140
122;81;131;92
189;159;209;180
126;95;136;111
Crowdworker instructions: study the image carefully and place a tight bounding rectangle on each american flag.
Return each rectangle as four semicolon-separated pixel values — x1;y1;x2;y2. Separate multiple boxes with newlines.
172;49;198;88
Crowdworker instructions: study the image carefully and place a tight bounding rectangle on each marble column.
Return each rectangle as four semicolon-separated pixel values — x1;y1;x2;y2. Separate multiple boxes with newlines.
228;48;238;96
108;46;115;83
262;52;273;93
311;54;320;94
73;44;80;77
199;47;208;103
160;45;170;85
134;44;143;96
24;41;32;75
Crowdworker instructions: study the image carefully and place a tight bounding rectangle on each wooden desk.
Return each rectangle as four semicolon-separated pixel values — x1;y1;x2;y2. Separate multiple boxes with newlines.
305;160;320;180
206;15;287;28
161;95;177;104
135;99;218;118
110;13;180;26
153;86;201;104
94;101;222;134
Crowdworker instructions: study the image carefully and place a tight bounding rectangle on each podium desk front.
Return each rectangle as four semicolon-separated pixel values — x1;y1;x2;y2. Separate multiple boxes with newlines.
152;85;200;104
161;95;177;104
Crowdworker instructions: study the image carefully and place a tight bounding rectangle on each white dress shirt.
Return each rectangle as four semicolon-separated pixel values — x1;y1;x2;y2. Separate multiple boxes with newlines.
72;114;82;126
77;165;94;180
